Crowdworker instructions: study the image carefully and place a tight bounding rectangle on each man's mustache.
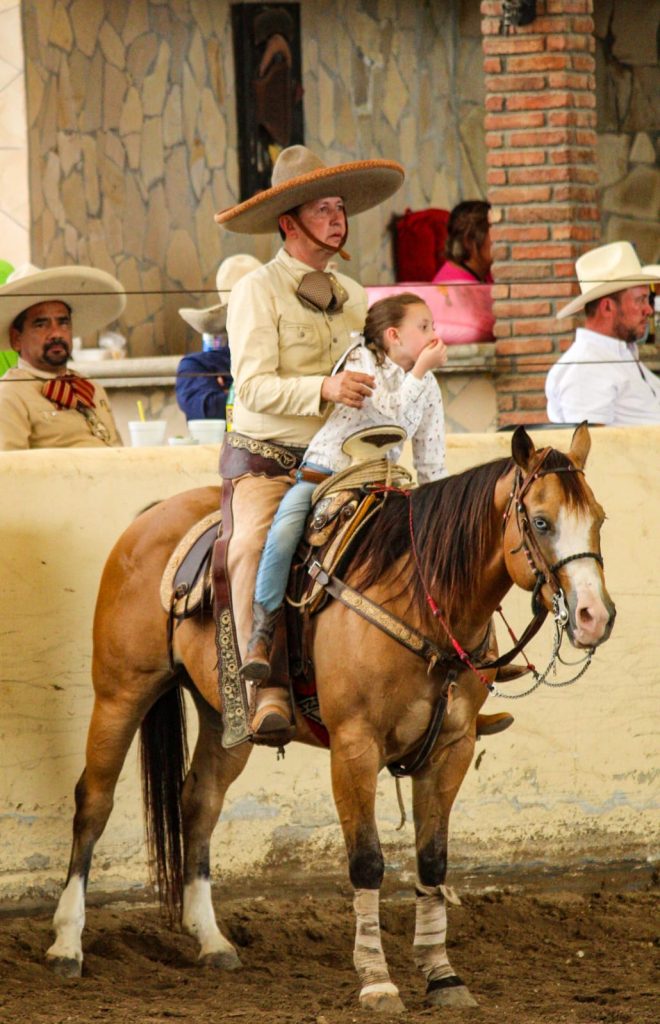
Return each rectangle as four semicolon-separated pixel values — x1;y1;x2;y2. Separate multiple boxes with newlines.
44;338;70;351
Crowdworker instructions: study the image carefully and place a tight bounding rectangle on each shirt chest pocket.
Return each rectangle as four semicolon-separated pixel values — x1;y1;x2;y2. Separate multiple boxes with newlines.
279;319;326;374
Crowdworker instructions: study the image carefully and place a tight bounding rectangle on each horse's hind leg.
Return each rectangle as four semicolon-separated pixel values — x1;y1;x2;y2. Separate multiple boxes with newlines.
411;734;478;1008
46;690;147;976
181;693;252;968
330;726;406;1014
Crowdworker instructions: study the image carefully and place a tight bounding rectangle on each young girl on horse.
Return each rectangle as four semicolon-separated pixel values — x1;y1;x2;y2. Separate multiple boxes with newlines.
241;292;448;682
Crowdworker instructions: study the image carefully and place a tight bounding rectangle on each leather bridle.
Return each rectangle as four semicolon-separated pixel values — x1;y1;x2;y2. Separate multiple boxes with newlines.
502;447;604;619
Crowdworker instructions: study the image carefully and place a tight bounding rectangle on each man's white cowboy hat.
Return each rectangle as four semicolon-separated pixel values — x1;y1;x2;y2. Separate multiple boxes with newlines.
557;241;660;319
215;145;405;234
178;254;262;335
0;262;126;340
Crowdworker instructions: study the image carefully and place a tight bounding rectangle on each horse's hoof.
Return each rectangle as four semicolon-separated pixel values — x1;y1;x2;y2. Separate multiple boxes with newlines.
46;955;82;978
359;983;406;1014
426;979;478;1008
199;949;242;971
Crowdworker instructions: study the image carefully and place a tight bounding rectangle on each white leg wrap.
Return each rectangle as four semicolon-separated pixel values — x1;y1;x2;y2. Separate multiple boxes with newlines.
353;888;392;990
46;876;85;965
182;878;236;960
413;882;455;984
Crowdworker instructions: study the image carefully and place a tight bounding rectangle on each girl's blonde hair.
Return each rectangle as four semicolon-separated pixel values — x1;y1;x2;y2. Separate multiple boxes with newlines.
363;292;427;365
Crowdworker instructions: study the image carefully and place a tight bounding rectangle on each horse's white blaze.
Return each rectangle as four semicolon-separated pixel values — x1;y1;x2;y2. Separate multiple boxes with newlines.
554;507;610;646
182;878;236;959
353;888;394;989
46;875;85;964
413;883;454;983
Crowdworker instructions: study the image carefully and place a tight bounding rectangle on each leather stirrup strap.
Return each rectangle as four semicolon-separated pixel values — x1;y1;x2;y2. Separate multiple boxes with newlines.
213;478;235;613
212;479;251;748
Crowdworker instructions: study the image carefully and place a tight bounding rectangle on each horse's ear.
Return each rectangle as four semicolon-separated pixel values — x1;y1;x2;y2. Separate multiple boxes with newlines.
511;425;536;472
568;421;591;469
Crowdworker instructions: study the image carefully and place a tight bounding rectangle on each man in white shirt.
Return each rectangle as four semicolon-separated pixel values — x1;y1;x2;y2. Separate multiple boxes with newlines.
546;242;660;426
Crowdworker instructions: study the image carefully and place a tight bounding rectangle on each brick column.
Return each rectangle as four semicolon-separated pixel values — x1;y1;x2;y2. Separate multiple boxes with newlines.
481;0;600;426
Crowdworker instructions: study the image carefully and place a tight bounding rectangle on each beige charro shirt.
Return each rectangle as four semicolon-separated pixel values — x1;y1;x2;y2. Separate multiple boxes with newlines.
226;246;368;446
0;359;122;450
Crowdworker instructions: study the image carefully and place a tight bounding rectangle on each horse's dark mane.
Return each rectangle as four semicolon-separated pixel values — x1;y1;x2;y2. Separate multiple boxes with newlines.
348;447;588;624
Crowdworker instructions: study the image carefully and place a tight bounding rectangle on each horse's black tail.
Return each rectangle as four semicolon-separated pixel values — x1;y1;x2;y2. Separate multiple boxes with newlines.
139;678;189;920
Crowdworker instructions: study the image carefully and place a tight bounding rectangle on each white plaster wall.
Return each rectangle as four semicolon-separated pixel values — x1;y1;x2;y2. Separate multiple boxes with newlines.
0;429;657;903
0;0;29;266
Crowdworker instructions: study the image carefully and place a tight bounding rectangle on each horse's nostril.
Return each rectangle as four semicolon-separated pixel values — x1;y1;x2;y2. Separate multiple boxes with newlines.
579;607;594;625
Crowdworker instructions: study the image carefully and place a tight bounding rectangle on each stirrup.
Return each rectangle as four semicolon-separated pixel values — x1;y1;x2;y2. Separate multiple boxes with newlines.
250;688;296;747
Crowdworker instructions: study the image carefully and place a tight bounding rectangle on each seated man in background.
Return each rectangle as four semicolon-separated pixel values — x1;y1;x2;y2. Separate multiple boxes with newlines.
176;255;261;421
0;263;126;450
546;242;660;426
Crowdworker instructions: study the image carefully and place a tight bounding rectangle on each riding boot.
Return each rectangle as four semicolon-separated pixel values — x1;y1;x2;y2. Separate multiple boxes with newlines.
241;601;282;682
476;712;514;737
241;602;296;746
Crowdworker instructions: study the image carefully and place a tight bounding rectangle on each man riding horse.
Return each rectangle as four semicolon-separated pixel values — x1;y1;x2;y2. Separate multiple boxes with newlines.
213;145;405;747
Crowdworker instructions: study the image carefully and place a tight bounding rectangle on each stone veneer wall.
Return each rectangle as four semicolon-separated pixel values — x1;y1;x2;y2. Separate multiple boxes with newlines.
0;1;30;267
594;0;660;262
21;0;487;357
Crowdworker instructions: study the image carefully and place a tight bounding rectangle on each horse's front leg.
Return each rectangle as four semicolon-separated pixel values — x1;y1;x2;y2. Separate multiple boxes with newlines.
411;733;478;1008
181;695;251;968
331;725;405;1015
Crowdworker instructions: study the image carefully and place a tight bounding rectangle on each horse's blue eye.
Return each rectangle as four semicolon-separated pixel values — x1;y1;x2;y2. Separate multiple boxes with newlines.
533;517;548;532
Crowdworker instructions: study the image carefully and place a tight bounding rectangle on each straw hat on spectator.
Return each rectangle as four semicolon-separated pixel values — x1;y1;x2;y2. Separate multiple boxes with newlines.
0;263;125;340
178;255;262;335
557;242;660;319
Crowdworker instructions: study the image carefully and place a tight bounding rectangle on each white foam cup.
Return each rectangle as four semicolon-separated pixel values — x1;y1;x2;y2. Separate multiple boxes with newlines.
187;419;226;444
128;420;167;447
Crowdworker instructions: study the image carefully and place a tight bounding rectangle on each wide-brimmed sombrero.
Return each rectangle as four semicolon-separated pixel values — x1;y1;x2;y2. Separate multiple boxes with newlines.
557;242;660;319
0;263;126;340
215;145;405;235
178;254;262;334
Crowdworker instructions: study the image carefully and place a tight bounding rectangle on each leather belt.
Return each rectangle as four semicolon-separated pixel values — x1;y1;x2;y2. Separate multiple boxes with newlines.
220;431;308;479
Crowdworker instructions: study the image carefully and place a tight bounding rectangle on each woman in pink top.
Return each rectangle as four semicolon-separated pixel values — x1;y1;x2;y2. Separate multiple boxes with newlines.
431;200;495;344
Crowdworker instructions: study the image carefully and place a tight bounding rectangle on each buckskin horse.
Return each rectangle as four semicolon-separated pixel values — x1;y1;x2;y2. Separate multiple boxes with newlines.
46;425;614;1013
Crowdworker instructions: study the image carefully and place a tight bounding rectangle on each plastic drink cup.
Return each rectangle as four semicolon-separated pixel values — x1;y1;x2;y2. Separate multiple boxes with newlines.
127;420;167;447
187;419;226;444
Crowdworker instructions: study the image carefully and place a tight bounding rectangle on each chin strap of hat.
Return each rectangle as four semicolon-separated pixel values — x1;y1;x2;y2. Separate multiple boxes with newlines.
287;212;351;261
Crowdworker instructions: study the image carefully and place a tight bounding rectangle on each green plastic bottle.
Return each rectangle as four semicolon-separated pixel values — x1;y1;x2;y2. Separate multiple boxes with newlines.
226;382;234;432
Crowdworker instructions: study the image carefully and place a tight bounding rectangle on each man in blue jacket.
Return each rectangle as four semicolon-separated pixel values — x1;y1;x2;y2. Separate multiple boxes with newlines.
176;255;261;420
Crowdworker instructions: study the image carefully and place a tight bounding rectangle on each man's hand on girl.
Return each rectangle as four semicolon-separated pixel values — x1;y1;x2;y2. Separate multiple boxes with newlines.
322;370;375;408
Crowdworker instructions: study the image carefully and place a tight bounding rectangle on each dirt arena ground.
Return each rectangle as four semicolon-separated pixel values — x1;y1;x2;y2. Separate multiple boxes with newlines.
0;864;656;1024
